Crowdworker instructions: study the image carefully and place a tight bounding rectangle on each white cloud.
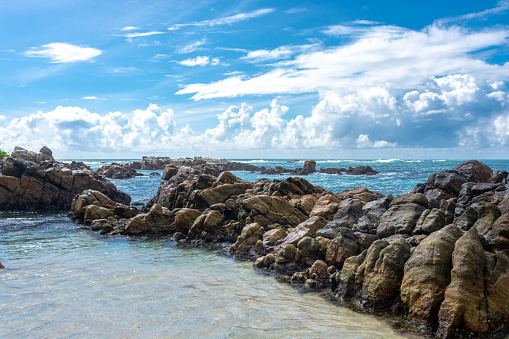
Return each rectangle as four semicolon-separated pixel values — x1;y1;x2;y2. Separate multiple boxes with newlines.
24;43;102;63
435;0;509;25
177;25;509;100
356;134;397;148
168;8;274;30
82;96;105;100
178;56;219;66
242;46;295;62
120;31;164;38
108;67;138;73
177;39;206;54
121;26;139;31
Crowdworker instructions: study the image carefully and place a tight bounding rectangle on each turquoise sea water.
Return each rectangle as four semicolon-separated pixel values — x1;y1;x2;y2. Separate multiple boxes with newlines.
2;159;508;338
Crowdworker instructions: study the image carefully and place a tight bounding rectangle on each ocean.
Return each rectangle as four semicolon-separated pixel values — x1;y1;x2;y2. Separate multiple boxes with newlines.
2;159;508;338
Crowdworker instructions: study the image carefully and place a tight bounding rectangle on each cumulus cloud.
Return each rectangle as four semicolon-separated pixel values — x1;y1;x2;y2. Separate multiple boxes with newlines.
0;105;180;153
168;8;274;30
178;56;220;66
24;43;102;63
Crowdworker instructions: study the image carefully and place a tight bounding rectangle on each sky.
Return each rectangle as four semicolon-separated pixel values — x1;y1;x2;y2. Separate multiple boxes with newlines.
1;0;509;159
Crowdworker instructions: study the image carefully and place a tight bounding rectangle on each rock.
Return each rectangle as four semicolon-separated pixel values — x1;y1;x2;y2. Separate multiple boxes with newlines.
390;193;428;208
437;228;488;338
353;196;391;234
310;260;328;279
473;202;501;237
172;208;202;234
216;171;239;183
280;216;328;246
231;223;265;257
263;227;287;246
325;228;359;268
453;206;478;231
413;208;446;235
400;225;463;325
293;160;316;175
130;156;172;170
485;251;509;333
377;203;426;238
344;166;378;176
297;236;320;258
485;213;509;251
96;163;142;179
124;204;174;235
197;182;252;208
362;240;411;306
338;250;367;297
188;209;223;239
489;170;508;184
161;164;178;180
327;201;364;230
309;194;340;220
425;171;467;201
452;160;493;183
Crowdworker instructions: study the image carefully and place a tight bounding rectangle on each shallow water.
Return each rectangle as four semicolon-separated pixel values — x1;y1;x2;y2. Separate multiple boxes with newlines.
1;212;406;338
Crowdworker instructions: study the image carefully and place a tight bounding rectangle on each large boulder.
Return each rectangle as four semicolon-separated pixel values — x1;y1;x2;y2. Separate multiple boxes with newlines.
452;160;493;183
400;225;463;325
279;216;328;246
437;228;488;338
377;203;426;238
361;240;411;306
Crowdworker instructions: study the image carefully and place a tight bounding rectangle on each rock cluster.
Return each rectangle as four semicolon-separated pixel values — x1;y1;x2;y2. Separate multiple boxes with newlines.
259;160;379;176
69;159;509;338
129;156;378;176
0;147;130;210
96;163;143;179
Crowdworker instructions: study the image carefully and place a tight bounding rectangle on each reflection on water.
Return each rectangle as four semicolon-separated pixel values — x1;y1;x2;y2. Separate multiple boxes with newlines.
1;212;408;338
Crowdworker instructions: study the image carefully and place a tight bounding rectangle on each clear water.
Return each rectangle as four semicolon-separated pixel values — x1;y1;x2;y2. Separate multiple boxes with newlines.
2;159;508;338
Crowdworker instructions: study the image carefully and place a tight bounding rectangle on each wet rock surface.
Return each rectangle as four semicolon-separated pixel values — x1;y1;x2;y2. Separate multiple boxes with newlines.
67;158;509;338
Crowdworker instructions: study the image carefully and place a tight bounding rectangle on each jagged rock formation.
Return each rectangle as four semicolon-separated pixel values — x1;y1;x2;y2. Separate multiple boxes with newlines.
70;159;509;338
0;146;130;210
96;163;143;179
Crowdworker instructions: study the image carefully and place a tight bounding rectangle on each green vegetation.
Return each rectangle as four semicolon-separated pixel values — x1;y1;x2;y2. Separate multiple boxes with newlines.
0;150;9;158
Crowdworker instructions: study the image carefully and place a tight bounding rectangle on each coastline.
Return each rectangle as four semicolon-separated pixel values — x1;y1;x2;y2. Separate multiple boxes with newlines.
2;149;509;338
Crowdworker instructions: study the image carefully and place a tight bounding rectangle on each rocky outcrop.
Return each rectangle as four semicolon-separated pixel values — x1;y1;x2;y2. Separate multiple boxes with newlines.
96;163;143;179
0;147;130;210
69;158;509;338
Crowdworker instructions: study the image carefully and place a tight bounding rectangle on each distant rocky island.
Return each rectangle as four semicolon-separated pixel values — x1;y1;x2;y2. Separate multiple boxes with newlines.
96;156;378;179
2;147;509;338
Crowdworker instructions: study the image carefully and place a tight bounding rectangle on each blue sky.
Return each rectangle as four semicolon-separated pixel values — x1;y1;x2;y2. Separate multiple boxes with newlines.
1;0;509;159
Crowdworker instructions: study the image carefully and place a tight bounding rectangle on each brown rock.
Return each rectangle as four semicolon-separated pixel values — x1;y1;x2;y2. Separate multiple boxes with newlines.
161;164;178;180
400;225;463;325
309;194;340;220
452;160;493;183
325;228;359;268
377;203;427;238
437;228;488;338
280;216;328;246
